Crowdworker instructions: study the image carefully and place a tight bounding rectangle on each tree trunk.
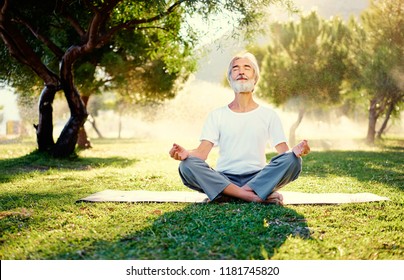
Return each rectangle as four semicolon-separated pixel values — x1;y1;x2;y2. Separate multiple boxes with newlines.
376;101;394;139
289;108;305;147
52;46;88;157
0;3;61;152
366;98;379;144
35;85;57;151
118;111;122;139
77;95;92;149
87;114;104;139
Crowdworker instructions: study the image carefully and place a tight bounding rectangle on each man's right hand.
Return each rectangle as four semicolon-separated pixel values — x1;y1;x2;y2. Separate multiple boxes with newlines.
292;140;310;157
169;143;190;161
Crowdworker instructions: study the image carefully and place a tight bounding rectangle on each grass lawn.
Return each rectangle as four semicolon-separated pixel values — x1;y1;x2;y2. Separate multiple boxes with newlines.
0;137;403;260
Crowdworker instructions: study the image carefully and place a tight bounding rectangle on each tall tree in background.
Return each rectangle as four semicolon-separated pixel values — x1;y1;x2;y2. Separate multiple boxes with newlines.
257;11;349;145
0;0;193;157
346;0;403;144
0;0;285;157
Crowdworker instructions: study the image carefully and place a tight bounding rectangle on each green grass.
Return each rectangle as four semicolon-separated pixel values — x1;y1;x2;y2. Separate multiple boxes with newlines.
0;137;403;260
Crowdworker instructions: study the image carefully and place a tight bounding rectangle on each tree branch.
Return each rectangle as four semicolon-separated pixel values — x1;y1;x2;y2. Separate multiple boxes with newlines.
12;17;64;59
0;0;59;85
0;0;9;15
63;14;86;38
96;0;186;49
85;0;122;49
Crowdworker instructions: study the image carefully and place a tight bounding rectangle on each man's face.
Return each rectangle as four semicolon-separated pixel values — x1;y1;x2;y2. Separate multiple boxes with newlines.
230;58;255;93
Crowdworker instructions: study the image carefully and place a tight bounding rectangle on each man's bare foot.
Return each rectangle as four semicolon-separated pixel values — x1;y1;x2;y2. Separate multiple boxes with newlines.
240;185;266;203
264;191;284;206
292;140;310;157
241;186;283;205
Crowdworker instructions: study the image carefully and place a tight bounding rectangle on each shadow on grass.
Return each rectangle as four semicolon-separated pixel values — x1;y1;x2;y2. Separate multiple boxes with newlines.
0;191;76;240
0;150;139;183
49;203;311;260
266;150;404;191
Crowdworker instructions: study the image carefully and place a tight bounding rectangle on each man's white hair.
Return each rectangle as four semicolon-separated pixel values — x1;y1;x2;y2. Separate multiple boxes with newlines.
227;51;260;85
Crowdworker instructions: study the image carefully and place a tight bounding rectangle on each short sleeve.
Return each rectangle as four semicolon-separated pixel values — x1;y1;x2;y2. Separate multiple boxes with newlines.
268;111;287;147
199;109;220;146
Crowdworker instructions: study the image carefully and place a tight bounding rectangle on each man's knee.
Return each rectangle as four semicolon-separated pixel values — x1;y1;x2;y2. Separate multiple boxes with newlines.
273;152;301;166
271;152;302;177
179;157;203;176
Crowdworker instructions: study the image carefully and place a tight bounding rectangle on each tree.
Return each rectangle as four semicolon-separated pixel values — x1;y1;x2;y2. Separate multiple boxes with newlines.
0;0;192;157
73;34;194;148
0;0;285;157
346;0;404;144
257;11;349;145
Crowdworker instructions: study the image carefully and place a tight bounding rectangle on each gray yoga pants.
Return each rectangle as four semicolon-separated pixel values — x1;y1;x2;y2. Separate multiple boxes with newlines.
178;152;302;201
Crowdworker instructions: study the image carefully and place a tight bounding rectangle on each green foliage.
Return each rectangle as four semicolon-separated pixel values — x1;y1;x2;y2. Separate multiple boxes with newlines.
0;0;289;103
0;138;403;259
0;44;42;95
341;0;404;143
257;11;349;109
0;0;194;104
346;0;403;109
254;2;403;144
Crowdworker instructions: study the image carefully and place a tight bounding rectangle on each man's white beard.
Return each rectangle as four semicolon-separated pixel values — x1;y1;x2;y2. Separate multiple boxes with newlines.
230;79;255;93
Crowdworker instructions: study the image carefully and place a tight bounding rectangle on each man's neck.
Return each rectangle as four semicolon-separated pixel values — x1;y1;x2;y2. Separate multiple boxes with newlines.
228;92;258;113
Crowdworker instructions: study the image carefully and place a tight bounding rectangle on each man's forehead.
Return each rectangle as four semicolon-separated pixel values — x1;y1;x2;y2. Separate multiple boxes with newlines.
232;57;253;68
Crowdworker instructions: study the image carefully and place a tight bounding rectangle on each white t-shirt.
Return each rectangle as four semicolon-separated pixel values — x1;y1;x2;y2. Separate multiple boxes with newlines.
200;105;287;174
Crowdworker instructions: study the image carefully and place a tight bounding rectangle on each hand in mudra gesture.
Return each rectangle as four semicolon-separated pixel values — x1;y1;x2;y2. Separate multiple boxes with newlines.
169;143;190;161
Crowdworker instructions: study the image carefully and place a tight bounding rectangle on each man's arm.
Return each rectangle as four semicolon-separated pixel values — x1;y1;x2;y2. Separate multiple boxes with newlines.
169;140;214;161
189;140;214;160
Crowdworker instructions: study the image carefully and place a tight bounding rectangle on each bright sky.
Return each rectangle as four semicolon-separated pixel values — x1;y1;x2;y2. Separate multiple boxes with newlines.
185;0;369;48
183;8;241;48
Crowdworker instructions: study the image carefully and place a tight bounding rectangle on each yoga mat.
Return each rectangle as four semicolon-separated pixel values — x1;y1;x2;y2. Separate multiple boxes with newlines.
77;189;390;205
